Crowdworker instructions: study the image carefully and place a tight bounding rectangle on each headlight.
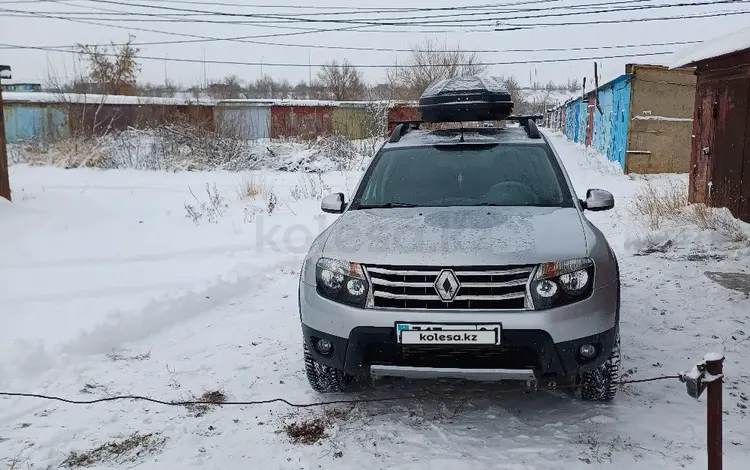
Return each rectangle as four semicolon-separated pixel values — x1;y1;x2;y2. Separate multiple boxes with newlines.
528;258;594;309
315;257;370;308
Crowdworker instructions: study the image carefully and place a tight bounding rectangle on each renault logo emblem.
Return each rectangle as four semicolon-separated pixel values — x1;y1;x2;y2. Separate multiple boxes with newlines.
434;269;461;302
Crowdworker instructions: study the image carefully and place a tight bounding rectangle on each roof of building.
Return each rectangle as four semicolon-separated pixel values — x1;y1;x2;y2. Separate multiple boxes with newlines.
2;92;215;105
670;26;750;68
385;125;542;148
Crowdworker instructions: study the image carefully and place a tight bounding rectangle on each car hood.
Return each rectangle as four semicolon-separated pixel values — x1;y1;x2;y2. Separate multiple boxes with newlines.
320;206;588;266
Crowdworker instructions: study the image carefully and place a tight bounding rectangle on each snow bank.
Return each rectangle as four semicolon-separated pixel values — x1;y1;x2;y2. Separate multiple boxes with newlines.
671;25;750;68
624;203;750;257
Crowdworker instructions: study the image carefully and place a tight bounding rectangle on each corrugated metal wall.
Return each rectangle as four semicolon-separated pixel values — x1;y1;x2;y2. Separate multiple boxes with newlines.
332;107;368;140
270;106;334;140
216;104;270;140
610;76;632;168
591;83;614;160
577;100;587;144
585;96;595;146
557;75;632;169
591;74;633;168
3;103;68;143
565;99;579;140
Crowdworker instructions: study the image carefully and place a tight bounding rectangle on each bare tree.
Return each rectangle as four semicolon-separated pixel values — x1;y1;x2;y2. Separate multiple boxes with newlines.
207;74;244;99
386;38;487;100
316;60;366;101
76;34;141;95
246;75;292;99
566;78;581;92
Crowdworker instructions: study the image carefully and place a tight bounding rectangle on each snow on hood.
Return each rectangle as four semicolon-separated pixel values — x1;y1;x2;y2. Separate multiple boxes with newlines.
320;205;587;266
670;26;750;68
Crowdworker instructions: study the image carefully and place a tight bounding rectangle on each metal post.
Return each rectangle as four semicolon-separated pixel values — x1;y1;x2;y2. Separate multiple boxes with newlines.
705;354;724;470
0;69;10;202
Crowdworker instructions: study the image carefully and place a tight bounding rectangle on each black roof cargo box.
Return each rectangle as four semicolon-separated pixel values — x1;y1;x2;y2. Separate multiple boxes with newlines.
418;75;513;123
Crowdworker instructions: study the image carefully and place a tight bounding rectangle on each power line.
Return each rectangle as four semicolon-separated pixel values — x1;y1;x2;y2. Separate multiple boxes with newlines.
35;0;750;26
0;38;702;54
0;42;680;68
0;6;376;38
3;0;671;22
0;0;562;12
495;7;750;29
5;3;750;35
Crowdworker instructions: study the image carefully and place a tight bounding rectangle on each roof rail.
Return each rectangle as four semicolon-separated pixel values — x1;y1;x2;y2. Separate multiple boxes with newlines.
388;121;422;143
506;114;542;139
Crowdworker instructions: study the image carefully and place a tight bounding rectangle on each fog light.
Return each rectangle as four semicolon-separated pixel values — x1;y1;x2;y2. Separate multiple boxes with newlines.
579;344;596;359
316;338;333;355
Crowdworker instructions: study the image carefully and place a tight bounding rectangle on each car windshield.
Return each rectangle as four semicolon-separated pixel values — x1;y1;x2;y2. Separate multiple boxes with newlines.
354;144;571;208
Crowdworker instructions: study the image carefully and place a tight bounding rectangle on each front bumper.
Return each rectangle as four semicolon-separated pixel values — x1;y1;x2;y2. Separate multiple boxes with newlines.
302;324;618;381
299;277;619;381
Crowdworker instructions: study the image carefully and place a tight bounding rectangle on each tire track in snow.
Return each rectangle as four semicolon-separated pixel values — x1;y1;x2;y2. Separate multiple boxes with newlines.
59;257;301;356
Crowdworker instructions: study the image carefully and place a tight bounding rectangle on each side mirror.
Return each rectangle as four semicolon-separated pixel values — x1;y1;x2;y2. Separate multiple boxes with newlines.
321;192;346;214
583;189;614;211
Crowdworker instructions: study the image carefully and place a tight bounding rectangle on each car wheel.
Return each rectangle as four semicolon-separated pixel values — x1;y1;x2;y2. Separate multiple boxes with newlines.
579;329;621;402
303;342;349;393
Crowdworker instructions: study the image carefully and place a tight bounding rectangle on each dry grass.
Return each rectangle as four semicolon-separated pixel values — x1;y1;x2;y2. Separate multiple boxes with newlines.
283;406;349;445
289;173;330;201
628;178;688;230
183;390;228;417
284;419;327;444
60;432;168;468
237;173;269;199
106;350;151;362
628;177;747;242
15;138;114;169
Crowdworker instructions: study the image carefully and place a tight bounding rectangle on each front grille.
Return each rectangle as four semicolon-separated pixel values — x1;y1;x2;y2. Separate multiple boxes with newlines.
365;264;534;310
363;344;539;369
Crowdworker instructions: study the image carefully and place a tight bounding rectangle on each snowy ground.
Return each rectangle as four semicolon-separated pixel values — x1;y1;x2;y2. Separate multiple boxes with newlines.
1;132;749;469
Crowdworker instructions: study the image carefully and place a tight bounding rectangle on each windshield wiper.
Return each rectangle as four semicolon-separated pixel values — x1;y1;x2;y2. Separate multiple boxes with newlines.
477;202;560;207
357;202;418;209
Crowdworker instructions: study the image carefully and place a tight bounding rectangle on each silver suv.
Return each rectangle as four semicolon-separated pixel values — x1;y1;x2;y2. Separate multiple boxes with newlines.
298;118;621;401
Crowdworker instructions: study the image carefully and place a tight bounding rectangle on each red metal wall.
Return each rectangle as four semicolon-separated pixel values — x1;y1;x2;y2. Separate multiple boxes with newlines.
585;95;595;147
269;106;334;140
67;103;214;137
689;50;750;222
386;105;420;136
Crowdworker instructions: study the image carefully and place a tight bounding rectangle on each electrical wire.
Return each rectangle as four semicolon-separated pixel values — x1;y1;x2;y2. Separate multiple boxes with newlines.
1;0;674;21
0;39;703;55
0;42;681;68
496;8;750;29
20;0;749;26
0;0;582;13
0;6;375;39
0;375;684;409
4;2;749;35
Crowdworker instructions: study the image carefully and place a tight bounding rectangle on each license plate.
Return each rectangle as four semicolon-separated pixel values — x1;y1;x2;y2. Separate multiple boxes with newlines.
396;323;501;345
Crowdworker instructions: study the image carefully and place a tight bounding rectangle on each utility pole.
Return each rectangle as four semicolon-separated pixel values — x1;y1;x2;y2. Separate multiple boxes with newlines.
0;65;11;201
202;48;207;88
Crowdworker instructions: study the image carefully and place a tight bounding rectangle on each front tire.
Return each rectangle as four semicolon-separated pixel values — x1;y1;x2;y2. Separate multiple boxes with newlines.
303;343;349;393
579;329;621;402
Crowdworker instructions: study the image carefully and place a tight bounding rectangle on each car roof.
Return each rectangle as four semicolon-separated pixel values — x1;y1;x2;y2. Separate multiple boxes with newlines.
383;125;547;149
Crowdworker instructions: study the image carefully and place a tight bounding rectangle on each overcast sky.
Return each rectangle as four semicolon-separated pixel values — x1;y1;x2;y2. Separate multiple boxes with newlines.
1;0;749;89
